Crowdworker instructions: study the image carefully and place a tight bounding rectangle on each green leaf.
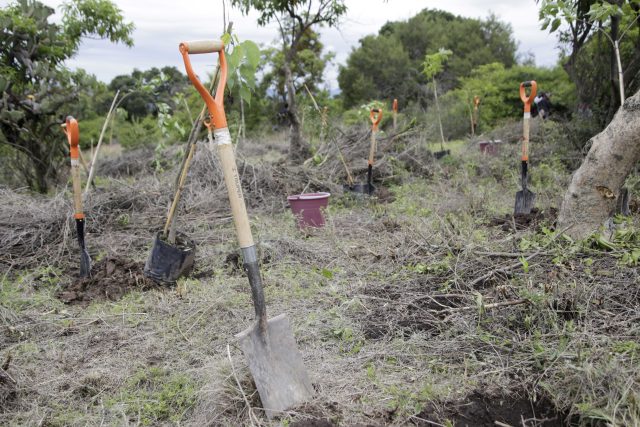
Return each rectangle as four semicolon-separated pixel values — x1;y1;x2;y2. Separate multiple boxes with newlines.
238;63;256;88
9;110;25;121
550;18;561;32
221;32;232;46
241;40;261;68
228;44;243;69
227;72;236;90
239;85;251;104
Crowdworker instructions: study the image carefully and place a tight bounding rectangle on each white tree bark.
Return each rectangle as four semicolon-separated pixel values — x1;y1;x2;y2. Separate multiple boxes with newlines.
558;89;640;239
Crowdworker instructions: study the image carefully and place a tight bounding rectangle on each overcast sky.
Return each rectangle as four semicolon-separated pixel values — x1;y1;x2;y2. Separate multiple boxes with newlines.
4;0;561;89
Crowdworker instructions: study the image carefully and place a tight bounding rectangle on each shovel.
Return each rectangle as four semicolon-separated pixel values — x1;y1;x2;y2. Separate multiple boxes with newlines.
472;95;480;135
143;126;197;284
62;117;91;277
179;38;314;418
366;108;382;195
144;66;225;283
343;108;382;196
392;98;398;131
514;80;537;215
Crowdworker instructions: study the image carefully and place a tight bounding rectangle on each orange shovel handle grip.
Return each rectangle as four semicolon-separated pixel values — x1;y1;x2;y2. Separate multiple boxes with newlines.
179;40;228;129
519;80;537;113
392;99;398;113
370;108;382;130
63;116;80;159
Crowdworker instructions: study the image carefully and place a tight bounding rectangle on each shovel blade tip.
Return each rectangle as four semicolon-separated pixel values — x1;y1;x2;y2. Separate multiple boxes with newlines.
514;190;536;215
236;314;314;419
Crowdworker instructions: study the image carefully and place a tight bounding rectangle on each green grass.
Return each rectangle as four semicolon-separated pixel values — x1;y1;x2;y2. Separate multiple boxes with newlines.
106;367;199;426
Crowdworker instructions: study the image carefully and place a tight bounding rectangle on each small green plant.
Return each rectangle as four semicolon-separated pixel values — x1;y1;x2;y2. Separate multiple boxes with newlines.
107;367;198;426
411;259;451;276
116;213;130;226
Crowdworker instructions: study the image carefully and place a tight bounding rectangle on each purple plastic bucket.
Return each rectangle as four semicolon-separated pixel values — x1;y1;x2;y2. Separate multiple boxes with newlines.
287;192;331;229
478;140;503;155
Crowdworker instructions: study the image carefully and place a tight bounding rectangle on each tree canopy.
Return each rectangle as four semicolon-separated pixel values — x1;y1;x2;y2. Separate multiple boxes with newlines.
538;0;640;123
230;0;347;161
0;0;134;192
338;9;517;108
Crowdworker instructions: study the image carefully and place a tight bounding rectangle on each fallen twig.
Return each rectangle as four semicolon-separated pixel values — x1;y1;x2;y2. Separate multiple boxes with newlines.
437;298;529;314
226;344;259;426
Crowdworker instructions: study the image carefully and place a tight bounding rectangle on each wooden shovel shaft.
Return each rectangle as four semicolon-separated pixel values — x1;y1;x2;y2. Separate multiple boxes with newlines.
368;129;377;166
522;114;530;162
71;162;84;218
163;142;197;236
338;148;355;185
392;99;397;130
214;128;254;249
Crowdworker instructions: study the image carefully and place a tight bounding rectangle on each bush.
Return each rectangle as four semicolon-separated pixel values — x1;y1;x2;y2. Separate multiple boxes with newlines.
114;116;164;150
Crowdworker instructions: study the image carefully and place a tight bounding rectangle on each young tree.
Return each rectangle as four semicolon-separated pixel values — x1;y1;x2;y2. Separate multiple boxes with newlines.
422;48;452;150
260;28;333;105
0;0;134;192
557;88;640;239
230;0;347;162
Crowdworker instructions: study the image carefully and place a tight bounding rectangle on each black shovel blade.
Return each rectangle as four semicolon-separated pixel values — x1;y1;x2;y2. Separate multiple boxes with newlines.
514;189;536;215
434;150;450;159
236;313;314;419
343;182;375;196
144;232;195;284
79;247;91;278
75;219;91;278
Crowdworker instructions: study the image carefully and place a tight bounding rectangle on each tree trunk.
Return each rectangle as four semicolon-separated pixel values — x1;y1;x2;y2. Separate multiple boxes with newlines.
557;89;640;240
283;61;310;162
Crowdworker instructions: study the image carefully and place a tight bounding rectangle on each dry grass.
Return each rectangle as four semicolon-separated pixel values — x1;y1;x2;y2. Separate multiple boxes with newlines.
1;123;639;426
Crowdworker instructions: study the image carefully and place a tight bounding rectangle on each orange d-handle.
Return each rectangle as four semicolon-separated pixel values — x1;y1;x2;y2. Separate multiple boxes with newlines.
519;80;537;113
392;99;398;113
179;40;227;129
519;81;536;162
370;108;382;131
62;116;84;219
63;116;80;160
473;95;480;109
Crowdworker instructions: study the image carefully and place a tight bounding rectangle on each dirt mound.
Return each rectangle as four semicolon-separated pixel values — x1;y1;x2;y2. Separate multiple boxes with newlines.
488;207;558;231
290;419;334;427
414;390;566;426
58;257;163;306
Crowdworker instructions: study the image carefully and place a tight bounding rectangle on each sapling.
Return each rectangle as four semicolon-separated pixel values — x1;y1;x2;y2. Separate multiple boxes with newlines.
422;48;453;153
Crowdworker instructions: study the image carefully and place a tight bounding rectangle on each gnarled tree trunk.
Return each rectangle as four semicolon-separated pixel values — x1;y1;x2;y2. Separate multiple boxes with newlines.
558;89;640;239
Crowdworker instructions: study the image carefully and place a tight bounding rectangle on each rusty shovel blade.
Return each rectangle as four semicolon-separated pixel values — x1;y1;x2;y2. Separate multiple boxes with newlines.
236;313;314;419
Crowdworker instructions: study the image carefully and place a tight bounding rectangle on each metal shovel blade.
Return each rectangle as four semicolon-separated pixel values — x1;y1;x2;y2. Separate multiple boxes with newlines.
236;313;314;419
343;182;375;196
76;219;91;278
79;246;91;278
514;189;536;215
434;149;450;159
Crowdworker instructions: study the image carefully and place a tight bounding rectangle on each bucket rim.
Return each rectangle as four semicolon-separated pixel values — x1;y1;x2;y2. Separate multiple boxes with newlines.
288;192;331;201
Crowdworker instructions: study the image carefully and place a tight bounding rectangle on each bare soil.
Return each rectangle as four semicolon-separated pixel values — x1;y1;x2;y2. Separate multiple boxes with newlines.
442;391;565;427
57;257;162;306
488;207;558;231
